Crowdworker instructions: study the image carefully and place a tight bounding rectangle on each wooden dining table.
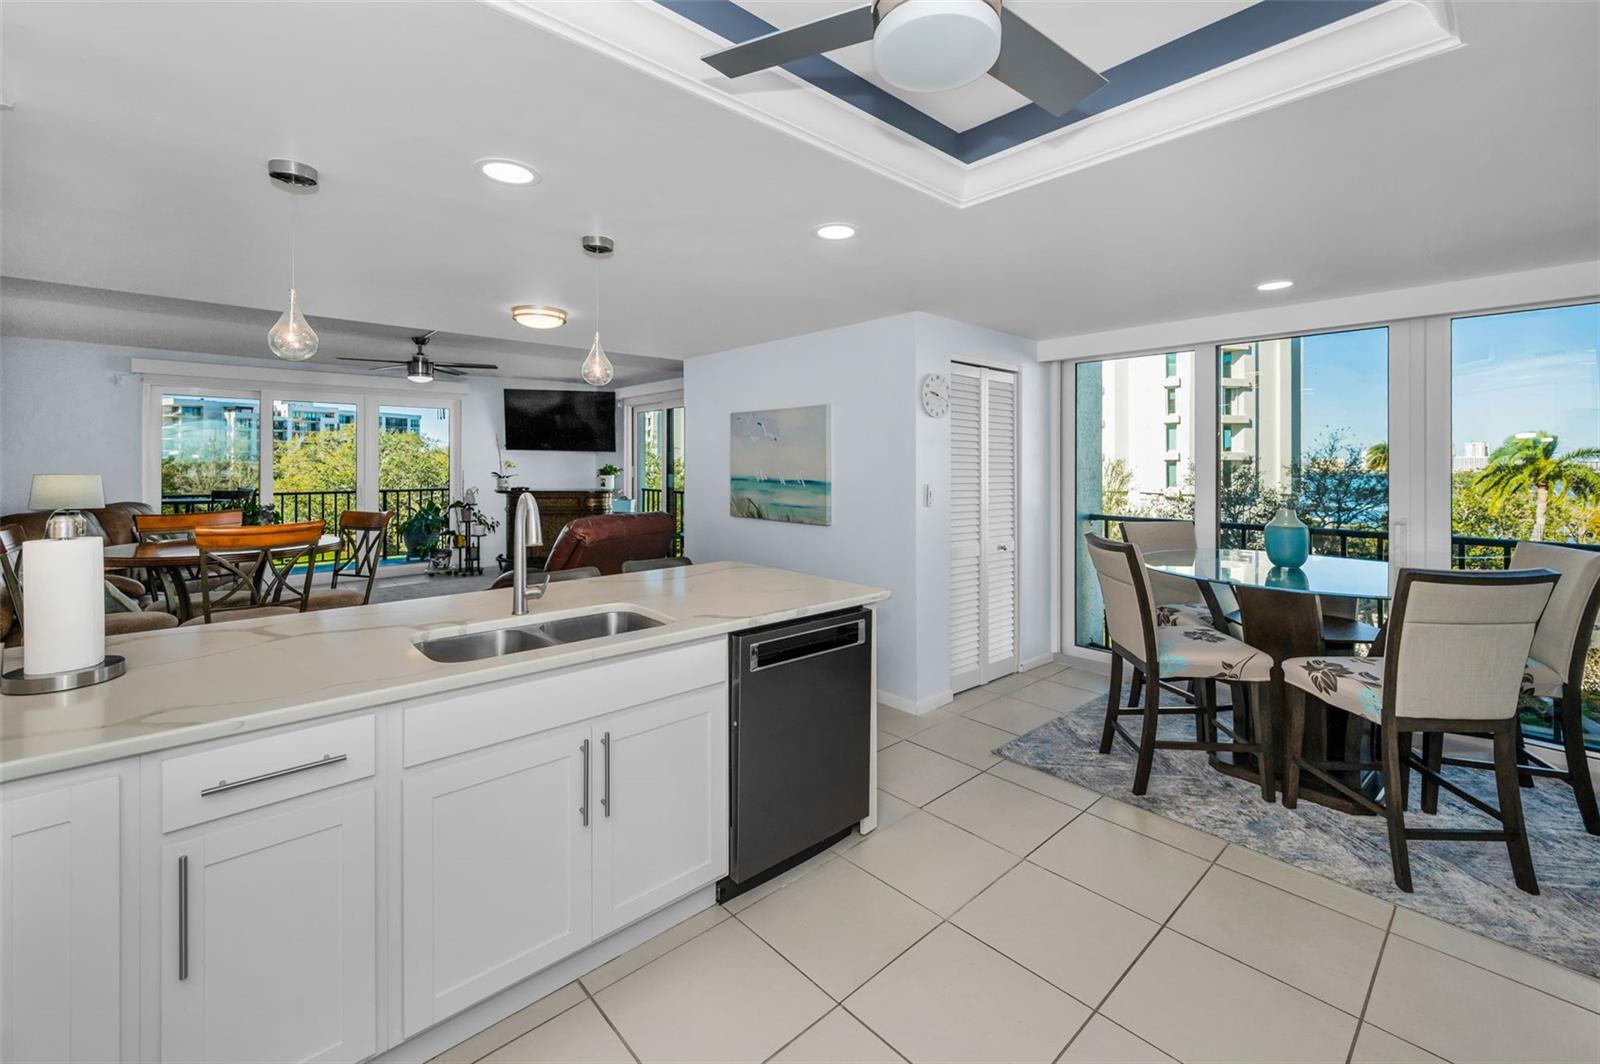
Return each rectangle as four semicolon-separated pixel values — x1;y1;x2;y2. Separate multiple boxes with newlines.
104;535;341;623
1143;548;1391;813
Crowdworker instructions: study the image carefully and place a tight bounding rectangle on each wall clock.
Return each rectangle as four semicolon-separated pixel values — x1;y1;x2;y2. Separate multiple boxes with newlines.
920;373;950;418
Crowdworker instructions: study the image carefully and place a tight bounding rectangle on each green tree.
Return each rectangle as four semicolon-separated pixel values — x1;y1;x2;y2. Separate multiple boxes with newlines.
377;428;450;490
271;425;357;492
1363;442;1388;472
1100;458;1134;514
1475;432;1600;542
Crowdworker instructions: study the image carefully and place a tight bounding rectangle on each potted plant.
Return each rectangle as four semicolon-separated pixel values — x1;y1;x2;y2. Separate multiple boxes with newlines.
492;449;517;492
399;501;449;559
597;463;621;492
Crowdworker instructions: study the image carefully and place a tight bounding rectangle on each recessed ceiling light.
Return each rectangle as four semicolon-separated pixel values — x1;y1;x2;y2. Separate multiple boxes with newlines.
816;223;856;240
1256;279;1294;292
477;159;539;186
511;304;568;330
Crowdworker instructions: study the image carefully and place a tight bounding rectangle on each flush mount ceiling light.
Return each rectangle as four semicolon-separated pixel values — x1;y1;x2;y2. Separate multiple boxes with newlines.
477;158;540;186
511;304;568;330
875;0;1001;92
816;223;856;240
1256;279;1295;292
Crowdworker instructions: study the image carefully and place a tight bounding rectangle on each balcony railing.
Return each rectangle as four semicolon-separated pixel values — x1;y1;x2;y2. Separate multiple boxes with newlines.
161;486;452;561
639;487;686;557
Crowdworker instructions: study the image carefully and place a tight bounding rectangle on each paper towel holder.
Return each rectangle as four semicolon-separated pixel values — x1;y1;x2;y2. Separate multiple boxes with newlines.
1;508;127;695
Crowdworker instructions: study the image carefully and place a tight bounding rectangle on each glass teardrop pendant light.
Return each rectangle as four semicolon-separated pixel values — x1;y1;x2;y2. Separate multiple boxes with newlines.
579;234;615;386
267;159;320;362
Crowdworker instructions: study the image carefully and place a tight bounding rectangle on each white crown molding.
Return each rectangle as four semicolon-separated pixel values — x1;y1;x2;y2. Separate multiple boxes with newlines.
1037;260;1600;362
129;356;472;395
485;0;1461;208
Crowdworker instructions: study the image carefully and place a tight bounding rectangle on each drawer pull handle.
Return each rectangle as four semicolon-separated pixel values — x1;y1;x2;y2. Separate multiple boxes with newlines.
200;753;348;797
601;732;611;818
178;855;189;981
579;740;591;826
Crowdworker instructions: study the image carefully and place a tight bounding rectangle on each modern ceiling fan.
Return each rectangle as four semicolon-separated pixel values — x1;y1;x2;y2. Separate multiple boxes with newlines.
337;332;498;384
700;0;1107;117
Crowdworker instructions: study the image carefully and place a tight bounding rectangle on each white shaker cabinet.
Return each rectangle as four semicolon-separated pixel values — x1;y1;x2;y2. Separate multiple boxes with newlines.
591;686;727;937
158;790;377;1064
401;722;594;1036
0;772;124;1064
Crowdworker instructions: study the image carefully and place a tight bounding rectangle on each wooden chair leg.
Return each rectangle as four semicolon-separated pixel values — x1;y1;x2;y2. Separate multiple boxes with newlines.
1254;682;1275;803
1492;729;1540;894
1195;680;1212;745
1099;654;1124;755
1559;689;1600;835
1396;732;1413;811
1131;669;1163;795
1513;723;1535;789
1283;688;1306;809
1381;725;1414;893
1420;732;1443;814
1127;668;1143;709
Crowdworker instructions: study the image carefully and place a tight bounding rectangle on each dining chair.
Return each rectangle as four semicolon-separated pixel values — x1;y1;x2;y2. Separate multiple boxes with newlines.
620;557;694;573
181;520;325;626
133;508;247;606
1118;519;1220;709
1085;534;1275;799
0;523;178;644
306;510;393;611
1419;542;1600;835
1282;567;1558;894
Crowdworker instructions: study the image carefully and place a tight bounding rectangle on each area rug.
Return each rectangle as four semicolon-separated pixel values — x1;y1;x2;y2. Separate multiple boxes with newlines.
995;687;1600;979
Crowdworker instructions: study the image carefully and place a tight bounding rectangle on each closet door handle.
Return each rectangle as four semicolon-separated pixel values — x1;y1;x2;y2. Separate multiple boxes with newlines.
601;732;611;817
579;739;591;826
178;855;190;981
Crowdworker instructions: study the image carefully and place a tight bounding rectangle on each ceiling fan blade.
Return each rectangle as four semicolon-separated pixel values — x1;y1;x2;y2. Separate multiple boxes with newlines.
702;5;874;79
990;7;1107;117
337;356;406;364
434;361;499;370
432;367;465;376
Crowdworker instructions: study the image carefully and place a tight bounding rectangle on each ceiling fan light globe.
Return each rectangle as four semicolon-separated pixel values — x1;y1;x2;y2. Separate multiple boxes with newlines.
407;372;434;384
873;0;1002;94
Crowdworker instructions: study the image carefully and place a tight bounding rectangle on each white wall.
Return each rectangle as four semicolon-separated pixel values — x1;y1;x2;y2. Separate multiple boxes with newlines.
685;315;923;700
684;312;1049;709
0;338;620;515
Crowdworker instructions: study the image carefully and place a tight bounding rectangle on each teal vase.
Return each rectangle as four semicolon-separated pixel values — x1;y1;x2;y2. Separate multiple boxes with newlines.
1264;507;1310;568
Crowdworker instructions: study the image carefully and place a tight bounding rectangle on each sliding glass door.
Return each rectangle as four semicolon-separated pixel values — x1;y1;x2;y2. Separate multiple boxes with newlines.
159;394;261;511
631;401;685;556
270;399;357;528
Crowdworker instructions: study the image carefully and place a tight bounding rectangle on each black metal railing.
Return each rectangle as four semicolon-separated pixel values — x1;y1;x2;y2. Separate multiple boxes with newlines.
378;487;452;561
639;487;686;557
163;486;451;562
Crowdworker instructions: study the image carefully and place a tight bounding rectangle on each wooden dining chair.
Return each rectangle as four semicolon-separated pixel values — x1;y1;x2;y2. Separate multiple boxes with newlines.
182;520;325;626
1085;534;1276;799
1282;567;1559;894
1419;542;1600;835
306;510;393;611
132;509;245;540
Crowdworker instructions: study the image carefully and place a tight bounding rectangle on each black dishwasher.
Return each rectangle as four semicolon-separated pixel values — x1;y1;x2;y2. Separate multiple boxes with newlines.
723;608;872;895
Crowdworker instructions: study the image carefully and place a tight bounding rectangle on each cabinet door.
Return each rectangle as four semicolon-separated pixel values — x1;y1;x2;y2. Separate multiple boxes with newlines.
160;791;376;1064
1;775;122;1064
402;723;592;1035
592;686;727;937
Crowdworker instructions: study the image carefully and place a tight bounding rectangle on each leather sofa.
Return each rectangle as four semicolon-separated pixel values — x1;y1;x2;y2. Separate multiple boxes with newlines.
544;512;677;575
0;500;155;546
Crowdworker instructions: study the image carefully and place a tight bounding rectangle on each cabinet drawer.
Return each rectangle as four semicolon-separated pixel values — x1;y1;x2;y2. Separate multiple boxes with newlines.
404;639;724;767
161;715;375;832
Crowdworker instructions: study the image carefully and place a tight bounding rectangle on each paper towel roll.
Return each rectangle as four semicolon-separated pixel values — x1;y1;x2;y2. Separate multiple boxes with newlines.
21;536;106;676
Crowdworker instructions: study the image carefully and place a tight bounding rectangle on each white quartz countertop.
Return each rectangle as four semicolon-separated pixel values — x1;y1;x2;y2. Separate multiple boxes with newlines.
0;562;889;782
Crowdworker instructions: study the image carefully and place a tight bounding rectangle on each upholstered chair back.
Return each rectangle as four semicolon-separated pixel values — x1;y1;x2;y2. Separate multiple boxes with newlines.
1509;542;1600;677
1119;520;1200;607
1085;533;1156;659
1388;569;1557;723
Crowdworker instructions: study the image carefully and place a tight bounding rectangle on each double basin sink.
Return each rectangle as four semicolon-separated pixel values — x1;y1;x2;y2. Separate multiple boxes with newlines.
414;609;663;663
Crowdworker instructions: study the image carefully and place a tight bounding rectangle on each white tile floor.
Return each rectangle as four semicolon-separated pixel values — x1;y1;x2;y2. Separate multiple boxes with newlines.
433;665;1600;1064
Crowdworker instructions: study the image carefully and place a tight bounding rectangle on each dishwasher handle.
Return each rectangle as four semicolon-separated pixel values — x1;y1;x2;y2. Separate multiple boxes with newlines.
747;618;865;673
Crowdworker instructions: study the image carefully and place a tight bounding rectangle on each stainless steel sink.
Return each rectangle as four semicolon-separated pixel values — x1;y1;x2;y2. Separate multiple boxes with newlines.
414;610;663;663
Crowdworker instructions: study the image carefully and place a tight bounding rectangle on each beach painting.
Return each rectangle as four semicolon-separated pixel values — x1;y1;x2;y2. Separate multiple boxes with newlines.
730;405;831;526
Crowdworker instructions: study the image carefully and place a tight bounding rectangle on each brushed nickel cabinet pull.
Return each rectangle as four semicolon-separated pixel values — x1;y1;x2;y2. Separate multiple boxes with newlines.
178;855;190;981
601;732;611;817
200;753;348;797
579;739;591;826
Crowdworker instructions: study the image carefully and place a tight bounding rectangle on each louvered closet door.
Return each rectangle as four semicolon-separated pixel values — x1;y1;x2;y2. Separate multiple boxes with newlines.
949;364;1020;693
949;368;984;692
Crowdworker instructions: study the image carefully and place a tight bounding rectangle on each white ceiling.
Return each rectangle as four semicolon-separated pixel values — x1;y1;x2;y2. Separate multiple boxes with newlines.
1;0;1595;365
737;0;1253;132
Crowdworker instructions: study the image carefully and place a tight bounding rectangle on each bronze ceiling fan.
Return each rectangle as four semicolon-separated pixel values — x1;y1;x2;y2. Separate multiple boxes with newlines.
338;333;498;384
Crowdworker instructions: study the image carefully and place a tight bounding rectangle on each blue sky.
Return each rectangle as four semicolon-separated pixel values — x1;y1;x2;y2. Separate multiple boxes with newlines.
1299;327;1388;452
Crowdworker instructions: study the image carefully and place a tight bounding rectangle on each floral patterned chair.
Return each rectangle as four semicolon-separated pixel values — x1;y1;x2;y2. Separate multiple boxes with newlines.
1084;534;1275;799
1282;567;1559;894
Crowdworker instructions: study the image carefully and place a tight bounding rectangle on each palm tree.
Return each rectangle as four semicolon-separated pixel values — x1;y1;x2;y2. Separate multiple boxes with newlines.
1475;432;1600;542
1363;443;1389;473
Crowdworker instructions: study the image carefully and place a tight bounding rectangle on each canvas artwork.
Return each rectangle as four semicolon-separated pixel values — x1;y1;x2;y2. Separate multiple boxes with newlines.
729;405;831;526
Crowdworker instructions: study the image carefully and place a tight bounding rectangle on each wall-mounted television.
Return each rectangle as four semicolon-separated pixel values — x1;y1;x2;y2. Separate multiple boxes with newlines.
504;389;616;452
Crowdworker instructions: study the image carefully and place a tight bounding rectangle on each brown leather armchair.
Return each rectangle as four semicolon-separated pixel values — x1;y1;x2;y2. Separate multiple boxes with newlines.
0;500;155;546
543;512;677;576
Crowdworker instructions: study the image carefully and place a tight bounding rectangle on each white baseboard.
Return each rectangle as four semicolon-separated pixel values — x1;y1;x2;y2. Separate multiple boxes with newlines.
877;689;955;715
1021;653;1057;672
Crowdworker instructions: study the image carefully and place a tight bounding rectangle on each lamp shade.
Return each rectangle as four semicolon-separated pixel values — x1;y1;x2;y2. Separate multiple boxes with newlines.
28;474;106;511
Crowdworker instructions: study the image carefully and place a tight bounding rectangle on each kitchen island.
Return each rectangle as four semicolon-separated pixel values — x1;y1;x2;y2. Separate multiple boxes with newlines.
0;562;888;1063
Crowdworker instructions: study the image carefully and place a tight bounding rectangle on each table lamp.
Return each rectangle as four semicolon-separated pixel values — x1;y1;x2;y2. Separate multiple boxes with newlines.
28;474;106;536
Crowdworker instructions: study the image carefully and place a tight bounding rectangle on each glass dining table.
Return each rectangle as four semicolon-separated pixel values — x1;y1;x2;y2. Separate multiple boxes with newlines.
1142;548;1391;813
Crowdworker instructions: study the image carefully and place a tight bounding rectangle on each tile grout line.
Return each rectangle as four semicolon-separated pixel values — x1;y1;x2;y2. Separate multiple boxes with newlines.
578;980;642;1064
1345;907;1397;1064
1380;921;1600;1017
453;987;589;1064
